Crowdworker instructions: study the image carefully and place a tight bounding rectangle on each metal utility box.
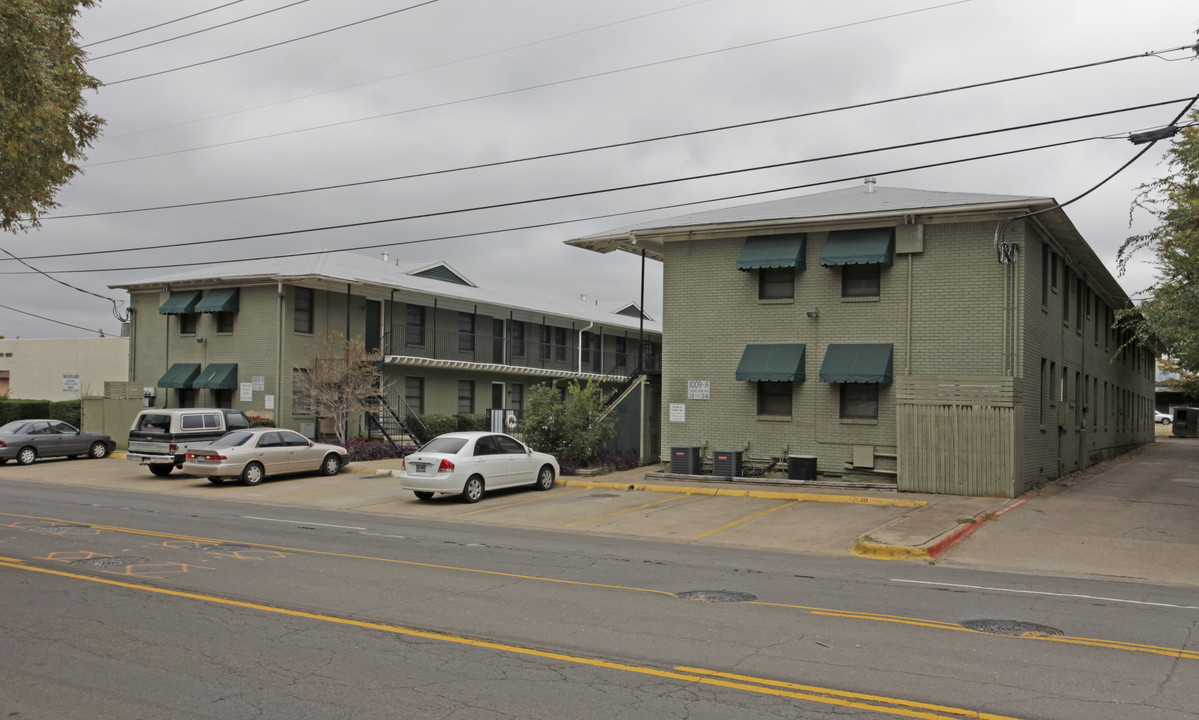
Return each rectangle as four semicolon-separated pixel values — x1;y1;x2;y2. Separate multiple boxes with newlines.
1172;407;1199;437
787;455;817;481
670;446;703;474
712;450;743;478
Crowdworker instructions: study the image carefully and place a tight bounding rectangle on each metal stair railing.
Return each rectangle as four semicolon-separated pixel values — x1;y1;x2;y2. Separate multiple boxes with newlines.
367;394;425;453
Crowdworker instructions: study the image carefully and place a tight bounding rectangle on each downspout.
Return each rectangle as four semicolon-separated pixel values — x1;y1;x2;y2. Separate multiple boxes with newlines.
389;289;396;356
163;286;171;408
905;255;912;376
639;247;646;373
345;283;351;338
277;282;284;422
578;322;592;374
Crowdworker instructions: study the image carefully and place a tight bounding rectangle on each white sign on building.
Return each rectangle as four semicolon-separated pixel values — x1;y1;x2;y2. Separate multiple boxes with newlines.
669;403;686;422
687;380;710;400
252;376;265;391
61;374;81;393
240;382;254;402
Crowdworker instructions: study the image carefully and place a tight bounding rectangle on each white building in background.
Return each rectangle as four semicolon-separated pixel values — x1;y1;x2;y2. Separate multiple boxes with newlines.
0;337;129;400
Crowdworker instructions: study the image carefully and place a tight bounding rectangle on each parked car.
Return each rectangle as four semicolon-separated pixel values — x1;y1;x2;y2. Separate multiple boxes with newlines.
1155;410;1173;425
126;408;251;476
181;427;349;485
0;419;116;466
400;431;558;503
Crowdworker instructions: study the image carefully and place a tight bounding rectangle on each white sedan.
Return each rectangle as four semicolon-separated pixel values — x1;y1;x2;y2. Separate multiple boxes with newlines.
1155;410;1173;425
400;431;559;503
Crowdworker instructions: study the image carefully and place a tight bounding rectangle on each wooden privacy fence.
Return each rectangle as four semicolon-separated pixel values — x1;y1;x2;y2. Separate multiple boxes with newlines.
896;376;1020;497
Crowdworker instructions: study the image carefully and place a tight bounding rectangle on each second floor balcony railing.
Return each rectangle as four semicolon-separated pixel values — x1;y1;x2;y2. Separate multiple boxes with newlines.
387;325;660;376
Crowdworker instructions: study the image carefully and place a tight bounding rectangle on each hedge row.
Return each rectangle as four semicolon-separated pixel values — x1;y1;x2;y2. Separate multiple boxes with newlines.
404;413;486;445
0;399;81;427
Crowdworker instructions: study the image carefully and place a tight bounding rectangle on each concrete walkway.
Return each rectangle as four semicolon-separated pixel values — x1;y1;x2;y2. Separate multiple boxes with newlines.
354;437;1199;588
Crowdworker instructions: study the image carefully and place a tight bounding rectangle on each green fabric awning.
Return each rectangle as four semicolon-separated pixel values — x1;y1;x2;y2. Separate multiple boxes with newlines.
158;363;201;389
158;291;202;315
819;344;894;383
736;344;806;382
737;234;806;271
195;288;240;314
194;363;238;390
819;228;895;266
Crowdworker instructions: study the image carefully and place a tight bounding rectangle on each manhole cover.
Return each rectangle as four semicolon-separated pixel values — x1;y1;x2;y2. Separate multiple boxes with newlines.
676;590;757;603
960;619;1063;637
28;525;93;533
69;556;148;570
179;543;253;552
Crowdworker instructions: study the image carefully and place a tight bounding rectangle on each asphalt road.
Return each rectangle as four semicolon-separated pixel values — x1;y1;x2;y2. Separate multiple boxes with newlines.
2;468;1197;720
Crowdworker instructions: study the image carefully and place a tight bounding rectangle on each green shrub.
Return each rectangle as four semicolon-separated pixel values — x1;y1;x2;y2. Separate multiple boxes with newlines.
520;380;614;465
0;399;52;424
49;400;81;426
454;413;486;432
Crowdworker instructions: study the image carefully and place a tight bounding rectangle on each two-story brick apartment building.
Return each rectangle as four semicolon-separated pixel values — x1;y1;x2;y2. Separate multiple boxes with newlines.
110;252;662;459
568;183;1155;497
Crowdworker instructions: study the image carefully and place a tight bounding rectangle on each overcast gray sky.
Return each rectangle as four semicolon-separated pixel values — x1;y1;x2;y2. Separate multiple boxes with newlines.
1;0;1194;338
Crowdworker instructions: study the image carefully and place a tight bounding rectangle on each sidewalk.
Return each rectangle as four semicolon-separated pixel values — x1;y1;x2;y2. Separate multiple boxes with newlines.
351;460;1014;561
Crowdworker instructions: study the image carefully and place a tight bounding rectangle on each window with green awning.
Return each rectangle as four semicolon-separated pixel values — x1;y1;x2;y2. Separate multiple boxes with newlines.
736;234;807;271
194;363;238;390
736;343;806;382
158;291;201;315
195;288;240;314
819;228;895;266
158;363;201;389
818;344;893;383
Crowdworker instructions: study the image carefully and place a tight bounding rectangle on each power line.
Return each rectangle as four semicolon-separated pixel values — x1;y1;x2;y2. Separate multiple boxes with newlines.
103;0;715;141
88;1;312;61
85;41;1190;168
82;0;249;48
3;133;1126;276
0;302;107;335
100;0;441;86
51;98;1186;220
0;246;129;321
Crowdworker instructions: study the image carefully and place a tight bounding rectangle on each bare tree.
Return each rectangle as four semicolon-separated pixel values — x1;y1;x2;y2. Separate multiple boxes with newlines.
294;332;388;445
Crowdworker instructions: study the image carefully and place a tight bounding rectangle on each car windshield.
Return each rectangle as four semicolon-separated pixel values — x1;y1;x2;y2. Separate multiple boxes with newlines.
421;437;468;455
209;432;253;448
0;421;28;435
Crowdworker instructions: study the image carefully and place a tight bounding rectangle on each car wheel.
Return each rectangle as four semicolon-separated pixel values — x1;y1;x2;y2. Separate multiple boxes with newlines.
207;477;224;484
0;458;7;465
148;464;173;477
241;462;265;486
1161;418;1172;425
16;447;37;466
89;442;110;459
535;465;555;491
414;491;434;501
319;454;341;476
461;475;484;503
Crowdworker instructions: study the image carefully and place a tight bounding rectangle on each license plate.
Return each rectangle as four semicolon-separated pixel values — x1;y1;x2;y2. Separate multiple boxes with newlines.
195;457;206;463
415;463;428;473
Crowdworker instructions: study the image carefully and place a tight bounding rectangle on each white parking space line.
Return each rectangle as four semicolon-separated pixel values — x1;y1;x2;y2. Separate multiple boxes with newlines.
891;579;1199;610
242;516;367;530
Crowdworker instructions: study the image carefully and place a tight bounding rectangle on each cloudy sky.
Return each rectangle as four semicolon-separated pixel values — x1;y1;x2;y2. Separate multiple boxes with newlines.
1;0;1195;338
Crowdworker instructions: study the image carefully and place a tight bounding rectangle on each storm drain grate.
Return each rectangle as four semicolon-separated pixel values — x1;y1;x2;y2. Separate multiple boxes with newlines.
28;525;93;533
178;543;254;553
70;556;148;570
960;620;1063;637
676;590;758;603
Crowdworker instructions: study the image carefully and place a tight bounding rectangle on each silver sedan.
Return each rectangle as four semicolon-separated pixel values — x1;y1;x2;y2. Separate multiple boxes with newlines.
181;428;349;485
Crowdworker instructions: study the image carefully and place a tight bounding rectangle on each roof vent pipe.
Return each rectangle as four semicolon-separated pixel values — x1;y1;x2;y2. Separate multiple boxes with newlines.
381;251;389;262
864;177;876;193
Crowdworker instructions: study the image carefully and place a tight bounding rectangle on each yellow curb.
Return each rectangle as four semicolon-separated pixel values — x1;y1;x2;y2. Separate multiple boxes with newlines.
850;539;931;560
110;452;127;459
560;479;925;508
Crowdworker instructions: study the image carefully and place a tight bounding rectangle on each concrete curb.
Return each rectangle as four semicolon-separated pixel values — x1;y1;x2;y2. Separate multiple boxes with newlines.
559;479;926;507
851;497;1027;560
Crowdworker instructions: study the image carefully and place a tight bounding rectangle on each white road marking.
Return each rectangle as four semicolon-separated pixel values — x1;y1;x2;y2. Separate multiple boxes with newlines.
242;516;366;530
892;579;1199;610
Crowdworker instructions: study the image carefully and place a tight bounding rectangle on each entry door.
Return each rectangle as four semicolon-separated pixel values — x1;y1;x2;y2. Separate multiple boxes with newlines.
491;382;504;410
365;300;381;353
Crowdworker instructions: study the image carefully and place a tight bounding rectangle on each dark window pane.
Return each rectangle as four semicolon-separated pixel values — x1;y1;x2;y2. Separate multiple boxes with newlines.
840;384;879;419
759;267;794;299
757;382;792;416
842;264;880;298
294;288;314;334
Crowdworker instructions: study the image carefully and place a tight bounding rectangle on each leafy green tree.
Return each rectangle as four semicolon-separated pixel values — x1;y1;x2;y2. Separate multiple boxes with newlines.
1117;107;1199;370
1156;357;1199;400
520;380;614;465
1;0;104;233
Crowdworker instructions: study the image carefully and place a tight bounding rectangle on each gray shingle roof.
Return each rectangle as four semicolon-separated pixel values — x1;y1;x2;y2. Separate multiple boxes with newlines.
110;252;661;333
579;185;1051;240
